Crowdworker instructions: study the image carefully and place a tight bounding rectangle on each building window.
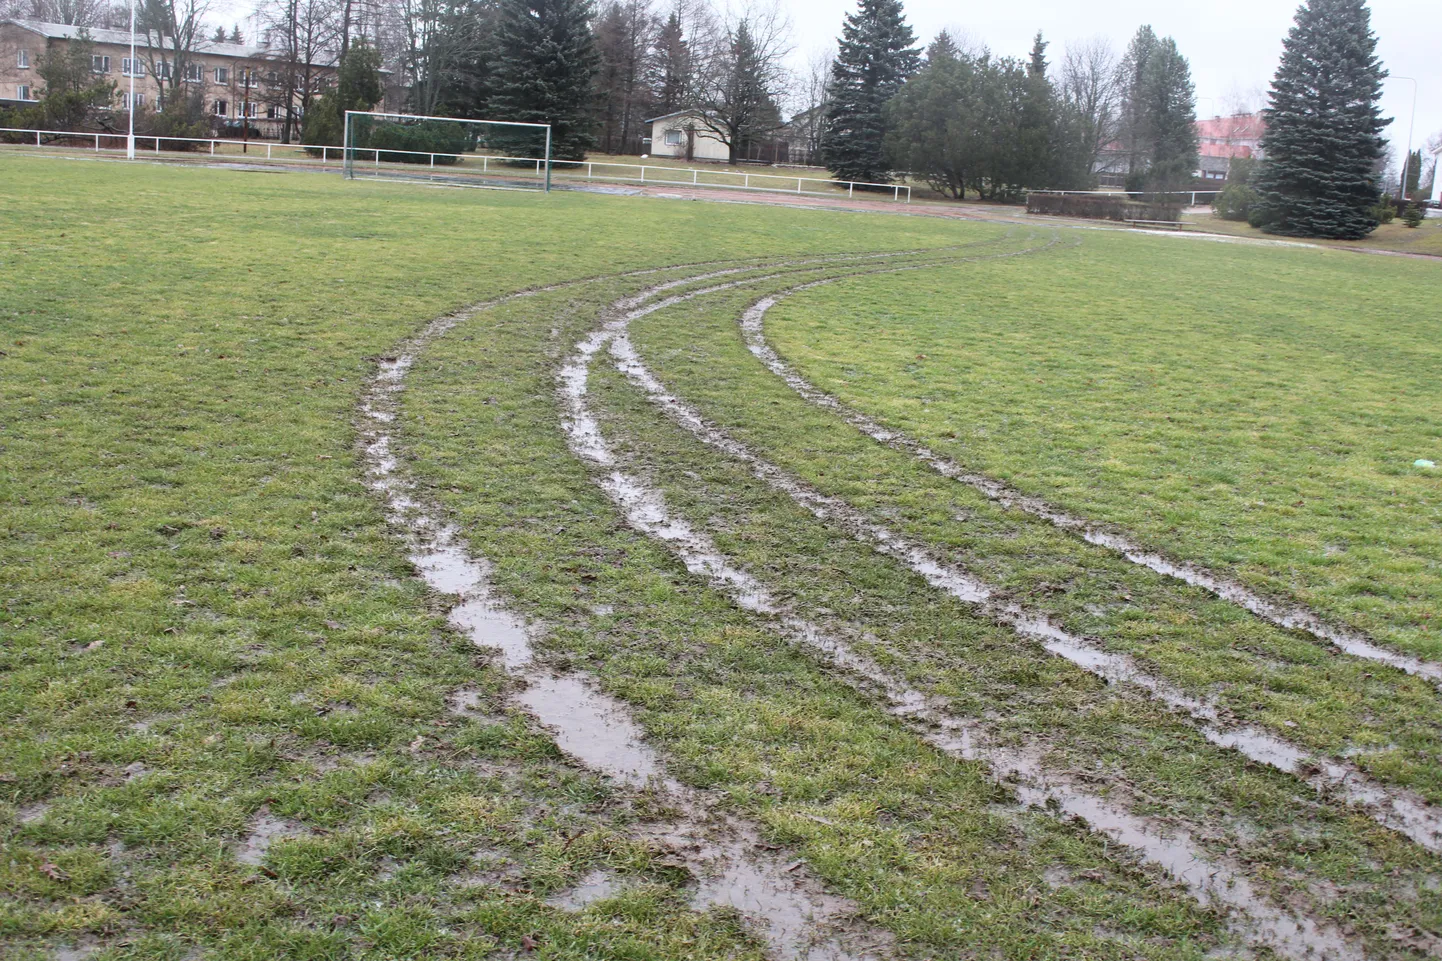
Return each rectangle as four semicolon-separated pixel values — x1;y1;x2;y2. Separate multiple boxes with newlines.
265;70;278;84
184;62;203;82
17;84;32;101
92;54;110;73
157;60;171;79
122;57;145;77
236;67;254;85
663;129;682;145
120;91;146;110
212;99;227;116
265;104;279;119
17;50;29;68
239;101;258;118
214;66;228;83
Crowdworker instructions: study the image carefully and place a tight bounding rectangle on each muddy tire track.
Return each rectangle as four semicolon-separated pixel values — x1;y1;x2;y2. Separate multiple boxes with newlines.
735;285;1442;688
595;260;1442;858
355;257;980;961
558;248;1375;961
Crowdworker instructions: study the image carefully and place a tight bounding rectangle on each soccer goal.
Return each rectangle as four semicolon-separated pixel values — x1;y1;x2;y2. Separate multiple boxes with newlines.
343;111;553;192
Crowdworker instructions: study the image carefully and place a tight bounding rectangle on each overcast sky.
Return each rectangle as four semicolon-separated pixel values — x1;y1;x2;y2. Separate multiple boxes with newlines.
207;0;1439;170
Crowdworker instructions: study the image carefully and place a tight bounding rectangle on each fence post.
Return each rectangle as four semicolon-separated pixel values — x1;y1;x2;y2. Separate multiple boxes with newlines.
894;185;899;201
693;169;697;185
588;162;592;178
798;177;803;194
640;166;645;182
483;156;488;172
744;173;749;188
210;140;215;155
35;130;40;146
849;182;854;198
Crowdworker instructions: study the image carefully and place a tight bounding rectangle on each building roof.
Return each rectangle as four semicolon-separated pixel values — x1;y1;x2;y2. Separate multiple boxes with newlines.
1197;154;1232;174
5;18;283;61
644;108;712;125
1196;112;1265;144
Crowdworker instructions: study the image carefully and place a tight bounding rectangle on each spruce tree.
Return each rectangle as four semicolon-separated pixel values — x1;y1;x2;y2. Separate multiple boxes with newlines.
1139;38;1198;191
490;0;601;160
825;0;920;183
1251;0;1389;239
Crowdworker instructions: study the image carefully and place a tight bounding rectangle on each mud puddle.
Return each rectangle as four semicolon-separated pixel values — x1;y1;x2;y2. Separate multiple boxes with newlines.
359;260;901;960
236;809;311;866
604;270;1442;856
738;292;1442;688
560;263;1370;960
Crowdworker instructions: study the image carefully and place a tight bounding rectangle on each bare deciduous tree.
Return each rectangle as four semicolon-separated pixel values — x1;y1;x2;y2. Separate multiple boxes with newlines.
1059;36;1118;176
690;0;790;163
256;0;341;141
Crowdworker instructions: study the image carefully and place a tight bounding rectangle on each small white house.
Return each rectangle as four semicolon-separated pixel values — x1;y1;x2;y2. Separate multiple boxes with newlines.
646;109;732;162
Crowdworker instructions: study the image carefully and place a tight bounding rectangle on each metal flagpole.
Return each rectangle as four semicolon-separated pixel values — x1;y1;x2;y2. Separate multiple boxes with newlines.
126;0;136;159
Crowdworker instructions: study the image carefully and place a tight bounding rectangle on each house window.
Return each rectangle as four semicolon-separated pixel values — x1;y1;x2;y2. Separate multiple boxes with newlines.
239;101;258;118
184;62;203;82
266;70;278;83
236;68;252;85
122;57;145;77
120;91;146;110
157;60;171;79
17;50;29;68
265;104;279;119
212;99;227;116
214;66;228;83
663;129;683;145
17;84;32;101
92;55;110;73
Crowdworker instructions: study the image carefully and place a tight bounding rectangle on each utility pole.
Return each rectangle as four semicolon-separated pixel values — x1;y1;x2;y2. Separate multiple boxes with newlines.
127;0;136;158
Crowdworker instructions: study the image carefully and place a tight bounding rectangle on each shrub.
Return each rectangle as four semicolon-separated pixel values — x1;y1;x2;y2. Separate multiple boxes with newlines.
1026;192;1181;223
1402;204;1423;228
1213;181;1258;221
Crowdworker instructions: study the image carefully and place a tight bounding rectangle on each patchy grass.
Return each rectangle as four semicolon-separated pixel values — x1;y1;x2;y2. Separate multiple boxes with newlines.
1185;211;1442;256
762;231;1442;661
0;153;969;958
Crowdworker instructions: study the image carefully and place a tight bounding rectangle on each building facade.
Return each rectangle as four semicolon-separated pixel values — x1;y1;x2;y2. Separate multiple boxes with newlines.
0;18;339;139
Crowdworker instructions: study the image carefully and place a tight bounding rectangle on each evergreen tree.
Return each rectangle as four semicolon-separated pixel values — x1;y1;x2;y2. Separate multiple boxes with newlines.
825;0;920;183
212;25;226;43
649;11;689;112
1402;147;1421;198
1138;37;1198;191
1116;25;1158;184
1251;0;1389;238
1015;32;1058;188
489;0;601;159
228;25;243;44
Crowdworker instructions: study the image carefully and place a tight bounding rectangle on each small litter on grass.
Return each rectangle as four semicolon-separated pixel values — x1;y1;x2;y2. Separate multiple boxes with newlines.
1415;459;1436;469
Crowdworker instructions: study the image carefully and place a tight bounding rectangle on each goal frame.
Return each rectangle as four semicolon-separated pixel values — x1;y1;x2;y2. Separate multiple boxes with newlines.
343;110;554;192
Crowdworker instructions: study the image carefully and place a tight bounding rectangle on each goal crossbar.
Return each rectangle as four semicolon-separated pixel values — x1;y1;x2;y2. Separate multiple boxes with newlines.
343;110;553;192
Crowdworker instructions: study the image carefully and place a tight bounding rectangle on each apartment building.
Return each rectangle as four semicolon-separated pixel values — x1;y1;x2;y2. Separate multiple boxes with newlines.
0;18;339;138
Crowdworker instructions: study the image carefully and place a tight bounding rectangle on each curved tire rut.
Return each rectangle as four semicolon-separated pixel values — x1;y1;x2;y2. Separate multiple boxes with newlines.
557;244;1381;961
735;282;1442;688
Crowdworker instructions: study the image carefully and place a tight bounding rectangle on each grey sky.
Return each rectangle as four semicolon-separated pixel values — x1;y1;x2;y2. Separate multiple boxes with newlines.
205;0;1439;171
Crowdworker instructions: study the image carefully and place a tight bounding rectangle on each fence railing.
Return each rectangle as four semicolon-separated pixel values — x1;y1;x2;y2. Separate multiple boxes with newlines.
1031;188;1223;206
0;126;911;201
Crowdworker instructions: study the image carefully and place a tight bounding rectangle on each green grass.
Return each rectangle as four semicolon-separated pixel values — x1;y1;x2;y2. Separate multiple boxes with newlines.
0;154;965;958
3;152;1441;959
762;232;1442;661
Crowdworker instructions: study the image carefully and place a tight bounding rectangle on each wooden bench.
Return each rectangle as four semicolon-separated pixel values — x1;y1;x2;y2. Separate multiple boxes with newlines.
1124;219;1189;230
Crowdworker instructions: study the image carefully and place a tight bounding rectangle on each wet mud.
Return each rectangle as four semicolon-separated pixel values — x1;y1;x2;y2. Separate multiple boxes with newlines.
737;292;1442;688
600;264;1442;855
358;260;899;960
559;256;1378;960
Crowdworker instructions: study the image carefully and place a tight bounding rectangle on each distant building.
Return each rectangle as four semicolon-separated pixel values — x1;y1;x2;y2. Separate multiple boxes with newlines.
644;106;813;165
1094;112;1266;186
0;18;341;139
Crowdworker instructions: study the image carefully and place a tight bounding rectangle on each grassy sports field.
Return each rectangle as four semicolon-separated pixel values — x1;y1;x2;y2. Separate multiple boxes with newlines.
2;153;1441;960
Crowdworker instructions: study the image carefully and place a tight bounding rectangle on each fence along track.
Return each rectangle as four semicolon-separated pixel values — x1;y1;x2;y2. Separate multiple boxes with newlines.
601;252;1442;856
557;247;1371;961
736;280;1442;688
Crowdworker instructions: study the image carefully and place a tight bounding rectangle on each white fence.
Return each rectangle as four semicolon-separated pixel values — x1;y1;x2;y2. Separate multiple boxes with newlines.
1034;188;1223;206
0;126;911;201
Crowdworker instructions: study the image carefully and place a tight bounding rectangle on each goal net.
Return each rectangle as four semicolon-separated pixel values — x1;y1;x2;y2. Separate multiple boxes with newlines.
343;111;553;192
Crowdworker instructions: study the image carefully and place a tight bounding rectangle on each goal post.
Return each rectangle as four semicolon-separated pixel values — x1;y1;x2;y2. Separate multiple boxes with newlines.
343;111;553;192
